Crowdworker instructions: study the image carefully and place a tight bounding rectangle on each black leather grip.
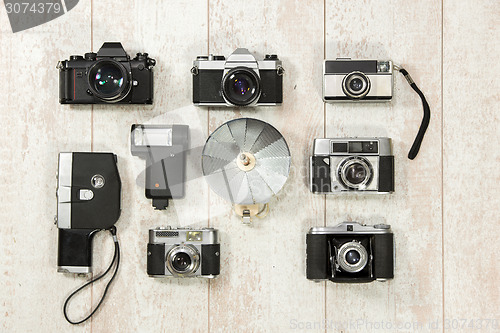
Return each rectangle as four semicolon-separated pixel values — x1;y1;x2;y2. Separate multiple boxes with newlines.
372;233;394;279
147;243;166;276
378;156;395;193
201;244;220;276
57;228;97;268
306;234;329;280
311;157;332;193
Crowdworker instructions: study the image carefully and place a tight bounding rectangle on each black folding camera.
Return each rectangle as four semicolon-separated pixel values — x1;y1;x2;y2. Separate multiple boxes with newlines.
191;48;284;107
58;42;156;104
147;227;220;278
306;222;394;283
56;152;121;274
310;137;394;194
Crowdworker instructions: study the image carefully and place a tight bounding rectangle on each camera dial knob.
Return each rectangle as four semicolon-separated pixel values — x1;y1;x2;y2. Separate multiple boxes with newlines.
84;52;96;61
264;54;278;60
70;55;84;61
374;224;390;229
135;53;148;60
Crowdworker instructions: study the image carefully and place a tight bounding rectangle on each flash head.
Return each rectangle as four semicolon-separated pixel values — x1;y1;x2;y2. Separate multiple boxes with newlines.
130;124;189;210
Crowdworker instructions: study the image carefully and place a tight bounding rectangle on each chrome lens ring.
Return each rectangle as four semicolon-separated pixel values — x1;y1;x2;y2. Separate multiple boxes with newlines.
342;71;371;99
166;245;200;277
337;241;369;273
338;156;373;190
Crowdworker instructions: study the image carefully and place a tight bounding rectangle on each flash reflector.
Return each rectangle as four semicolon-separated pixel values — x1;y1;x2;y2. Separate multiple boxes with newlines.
133;126;173;147
131;124;189;210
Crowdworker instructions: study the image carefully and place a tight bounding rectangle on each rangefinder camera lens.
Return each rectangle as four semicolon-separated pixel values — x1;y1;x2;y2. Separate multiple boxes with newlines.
337;241;369;273
343;72;370;98
166;245;200;276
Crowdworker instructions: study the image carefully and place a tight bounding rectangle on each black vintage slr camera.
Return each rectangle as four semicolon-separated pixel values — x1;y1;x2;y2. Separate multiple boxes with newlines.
191;48;284;107
147;227;220;278
58;42;156;104
310;137;394;194
306;222;394;283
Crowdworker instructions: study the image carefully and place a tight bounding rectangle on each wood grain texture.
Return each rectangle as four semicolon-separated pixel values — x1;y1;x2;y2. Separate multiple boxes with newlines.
443;1;500;332
89;1;210;332
324;0;443;331
0;1;93;332
0;0;498;332
207;1;325;332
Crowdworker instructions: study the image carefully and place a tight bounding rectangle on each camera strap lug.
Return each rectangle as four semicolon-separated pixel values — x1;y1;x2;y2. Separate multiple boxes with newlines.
191;66;199;76
56;61;63;70
276;65;285;76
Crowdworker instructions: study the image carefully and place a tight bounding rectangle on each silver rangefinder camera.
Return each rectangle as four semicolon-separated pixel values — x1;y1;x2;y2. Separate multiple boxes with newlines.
310;138;394;194
147;227;220;278
323;58;393;102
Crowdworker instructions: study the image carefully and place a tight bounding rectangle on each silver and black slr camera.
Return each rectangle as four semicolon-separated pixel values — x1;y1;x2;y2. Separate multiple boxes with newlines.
58;42;156;104
191;48;284;107
147;227;220;278
323;58;393;102
306;222;394;283
310;138;394;194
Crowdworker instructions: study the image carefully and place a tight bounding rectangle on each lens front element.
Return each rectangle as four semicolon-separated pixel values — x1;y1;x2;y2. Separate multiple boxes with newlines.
338;157;373;190
337;241;368;273
166;245;200;276
222;67;261;106
93;64;123;95
342;71;371;99
88;60;130;102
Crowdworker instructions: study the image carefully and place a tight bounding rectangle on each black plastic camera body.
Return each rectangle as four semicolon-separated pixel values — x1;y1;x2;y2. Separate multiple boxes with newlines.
191;48;284;107
306;222;394;283
58;42;155;104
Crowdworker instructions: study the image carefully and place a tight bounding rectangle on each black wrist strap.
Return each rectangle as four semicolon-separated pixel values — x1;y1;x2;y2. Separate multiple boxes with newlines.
63;226;120;325
398;68;431;160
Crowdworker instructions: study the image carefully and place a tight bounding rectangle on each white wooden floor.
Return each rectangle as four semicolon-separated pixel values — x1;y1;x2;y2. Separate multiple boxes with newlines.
0;1;499;332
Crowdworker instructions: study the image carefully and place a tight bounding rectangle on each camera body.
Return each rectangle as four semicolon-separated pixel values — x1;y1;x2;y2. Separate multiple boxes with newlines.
147;227;220;278
323;58;393;102
58;42;155;104
56;152;121;274
192;48;284;107
310;137;394;194
306;222;394;283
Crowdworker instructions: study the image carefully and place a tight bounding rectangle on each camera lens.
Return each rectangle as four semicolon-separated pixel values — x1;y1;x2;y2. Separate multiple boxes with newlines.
338;157;373;190
88;60;129;101
345;250;361;265
92;63;123;94
337;241;369;273
342;72;370;99
166;245;200;276
222;67;261;106
172;252;191;272
345;163;367;185
349;78;363;92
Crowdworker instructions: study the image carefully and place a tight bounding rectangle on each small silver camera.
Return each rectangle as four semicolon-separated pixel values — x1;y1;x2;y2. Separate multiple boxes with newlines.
147;227;220;278
323;58;393;102
310;138;394;194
